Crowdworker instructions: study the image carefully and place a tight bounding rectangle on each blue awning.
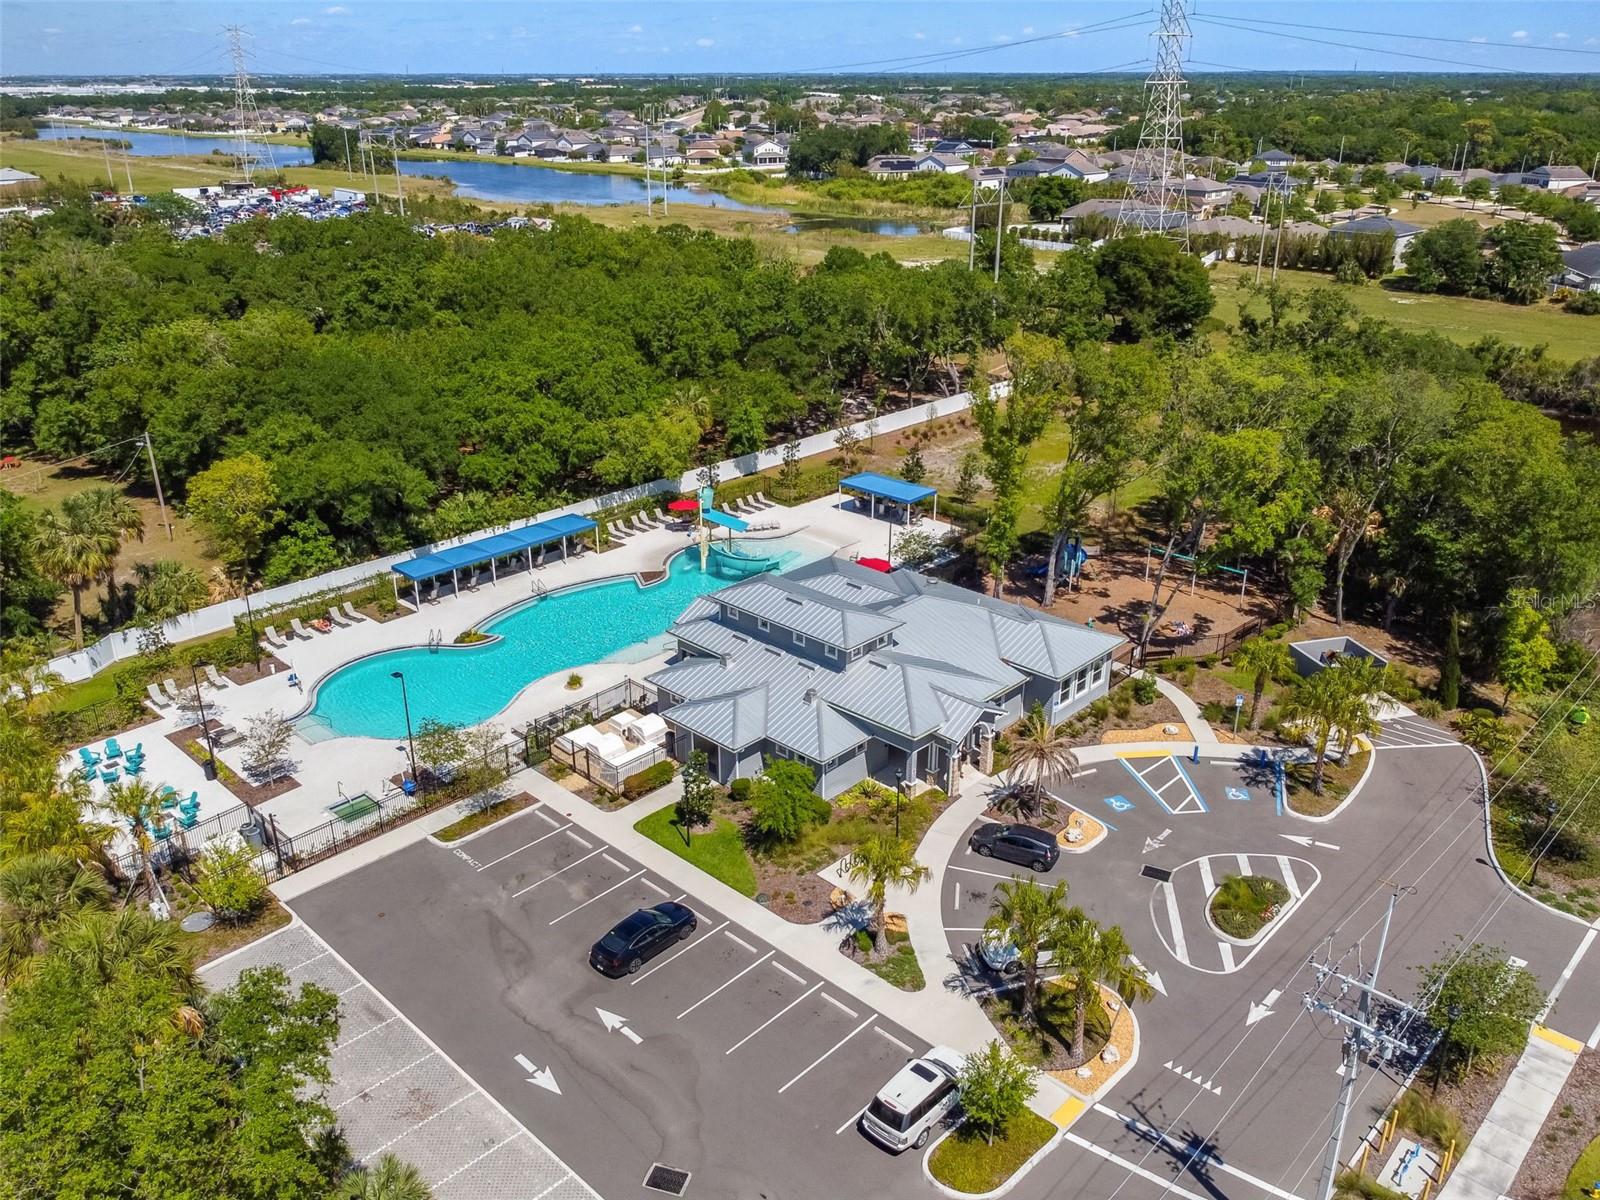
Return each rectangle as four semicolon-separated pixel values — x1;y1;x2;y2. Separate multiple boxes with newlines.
702;508;750;532
839;471;936;505
392;513;599;582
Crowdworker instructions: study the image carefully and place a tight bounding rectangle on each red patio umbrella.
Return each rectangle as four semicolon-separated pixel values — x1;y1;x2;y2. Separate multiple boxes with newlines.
666;498;700;512
856;557;892;573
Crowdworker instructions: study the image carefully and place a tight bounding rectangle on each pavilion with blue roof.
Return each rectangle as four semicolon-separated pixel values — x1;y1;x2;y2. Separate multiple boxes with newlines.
838;471;938;525
389;512;597;605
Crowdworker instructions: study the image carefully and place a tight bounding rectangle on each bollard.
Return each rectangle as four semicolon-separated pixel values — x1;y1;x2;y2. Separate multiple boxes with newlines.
1442;1139;1456;1176
1421;1178;1432;1200
1192;744;1200;764
1359;1142;1371;1174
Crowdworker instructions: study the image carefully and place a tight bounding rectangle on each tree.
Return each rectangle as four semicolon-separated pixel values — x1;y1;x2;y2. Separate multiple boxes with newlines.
972;345;1059;596
749;757;828;845
984;877;1072;1024
185;452;282;582
0;492;61;643
1327;657;1389;763
675;750;714;844
51;906;196;996
1454;708;1516;760
957;1042;1036;1146
79;486;144;624
335;1154;433;1200
1094;235;1215;341
241;709;296;784
845;834;930;942
133;559;208;624
779;439;802;499
1462;177;1493;208
1279;670;1343;795
1497;588;1556;712
0;849;110;984
105;777;169;908
1001;703;1078;820
1233;637;1293;729
954;450;984;502
1415;942;1544;1081
1402;219;1483;295
1439;613;1462;710
414;717;467;783
186;839;269;924
32;495;118;648
1025;175;1085;222
1053;913;1154;1065
1485;221;1562;305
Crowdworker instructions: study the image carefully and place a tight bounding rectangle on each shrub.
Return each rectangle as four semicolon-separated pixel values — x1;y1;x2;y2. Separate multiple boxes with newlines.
187;840;268;923
853;929;874;954
623;760;676;799
1131;675;1158;706
1200;654;1220;668
565;673;583;690
1413;697;1443;719
1111;691;1134;719
750;758;829;844
1087;698;1110;722
1396;1091;1465;1150
729;777;752;803
1564;290;1600;315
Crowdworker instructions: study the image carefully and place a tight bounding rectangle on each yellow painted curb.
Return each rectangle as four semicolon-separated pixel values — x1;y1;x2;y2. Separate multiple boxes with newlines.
1115;749;1172;760
1050;1095;1088;1129
1533;1025;1584;1054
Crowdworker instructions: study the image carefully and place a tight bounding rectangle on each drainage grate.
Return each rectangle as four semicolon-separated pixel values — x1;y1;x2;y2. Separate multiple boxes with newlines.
644;1164;692;1196
1141;864;1173;882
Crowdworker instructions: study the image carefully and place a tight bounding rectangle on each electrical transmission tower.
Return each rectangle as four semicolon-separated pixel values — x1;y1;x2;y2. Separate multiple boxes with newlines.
225;25;274;183
1304;884;1421;1200
1113;0;1192;244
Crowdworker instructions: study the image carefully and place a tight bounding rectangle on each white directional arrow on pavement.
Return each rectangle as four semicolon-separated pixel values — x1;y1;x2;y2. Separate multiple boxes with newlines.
1279;834;1340;851
1143;828;1173;855
1129;954;1166;997
596;1007;644;1045
1246;988;1282;1026
514;1053;563;1094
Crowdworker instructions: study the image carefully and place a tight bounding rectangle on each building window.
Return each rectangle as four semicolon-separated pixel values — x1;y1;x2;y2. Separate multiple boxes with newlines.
1074;667;1090;696
850;647;862;661
726;607;738;621
757;617;770;631
794;632;807;648
824;644;838;660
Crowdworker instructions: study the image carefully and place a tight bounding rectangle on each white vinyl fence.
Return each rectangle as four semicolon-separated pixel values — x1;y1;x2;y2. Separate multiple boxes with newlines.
46;386;996;684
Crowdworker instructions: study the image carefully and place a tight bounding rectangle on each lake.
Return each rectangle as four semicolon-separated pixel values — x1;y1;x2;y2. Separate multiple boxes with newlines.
38;123;926;233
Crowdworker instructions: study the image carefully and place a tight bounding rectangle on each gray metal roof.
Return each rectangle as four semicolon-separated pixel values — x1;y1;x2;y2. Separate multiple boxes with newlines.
700;574;903;650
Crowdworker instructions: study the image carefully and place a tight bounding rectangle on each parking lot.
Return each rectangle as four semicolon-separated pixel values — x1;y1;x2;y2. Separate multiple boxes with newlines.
288;800;943;1200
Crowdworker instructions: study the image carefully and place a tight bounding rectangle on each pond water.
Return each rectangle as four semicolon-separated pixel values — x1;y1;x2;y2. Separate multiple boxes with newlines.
781;215;929;237
40;123;314;166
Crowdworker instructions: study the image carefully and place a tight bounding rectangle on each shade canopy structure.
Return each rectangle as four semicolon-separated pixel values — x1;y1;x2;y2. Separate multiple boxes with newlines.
666;498;701;513
839;472;936;506
856;557;892;573
389;513;598;604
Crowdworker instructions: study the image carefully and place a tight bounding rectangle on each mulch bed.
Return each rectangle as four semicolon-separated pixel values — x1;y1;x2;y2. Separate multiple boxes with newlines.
1426;1050;1519;1152
223;655;288;685
1513;1049;1600;1200
759;867;836;923
166;721;299;804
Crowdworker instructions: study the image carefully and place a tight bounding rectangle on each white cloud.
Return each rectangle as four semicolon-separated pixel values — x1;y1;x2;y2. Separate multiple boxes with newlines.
1510;29;1528;39
1553;31;1569;40
322;5;348;14
913;31;925;40
993;32;1013;42
695;36;714;47
41;25;62;34
290;17;311;26
1587;36;1600;45
1021;25;1034;35
1469;35;1487;43
627;23;644;34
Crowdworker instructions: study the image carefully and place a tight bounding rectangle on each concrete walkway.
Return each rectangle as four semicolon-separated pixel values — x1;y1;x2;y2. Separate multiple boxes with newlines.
1143;669;1220;745
1438;1024;1585;1200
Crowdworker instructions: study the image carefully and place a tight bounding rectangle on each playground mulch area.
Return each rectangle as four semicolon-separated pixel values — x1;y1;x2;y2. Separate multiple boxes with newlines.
998;545;1276;652
1514;1048;1600;1200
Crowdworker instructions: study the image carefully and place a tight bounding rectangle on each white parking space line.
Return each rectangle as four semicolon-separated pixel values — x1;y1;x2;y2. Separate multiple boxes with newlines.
1219;941;1236;971
641;879;669;897
430;1131;527;1188
723;930;757;953
836;1103;870;1135
333;1052;439;1110
1065;1133;1209;1200
335;1014;400;1050
822;992;859;1019
337;981;366;996
286;948;331;972
1278;856;1301;899
534;807;561;826
952;882;960;911
1091;1104;1309;1200
360;1093;473;1164
476;824;572;871
1197;857;1215;898
1236;854;1251;876
547;871;646;926
773;962;805;984
946;926;988;933
563;830;593;849
670;892;687;902
1163;882;1190;964
601;852;627;870
726;982;822;1054
874;1027;913;1053
511;848;604;897
949;864;1027;883
529;1174;575;1200
630;919;728;985
779;1016;875;1093
678;951;774;1019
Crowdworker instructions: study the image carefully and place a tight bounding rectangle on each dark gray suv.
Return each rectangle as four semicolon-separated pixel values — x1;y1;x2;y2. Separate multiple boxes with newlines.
968;822;1059;872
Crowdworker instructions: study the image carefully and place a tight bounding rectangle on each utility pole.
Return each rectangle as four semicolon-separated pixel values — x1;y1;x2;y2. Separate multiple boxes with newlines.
143;432;174;541
1114;0;1191;248
968;180;978;271
390;132;406;216
992;177;1006;283
1306;884;1419;1200
226;24;259;183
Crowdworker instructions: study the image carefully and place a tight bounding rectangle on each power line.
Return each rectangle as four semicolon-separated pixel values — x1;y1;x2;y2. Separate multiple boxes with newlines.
1114;0;1192;245
795;9;1154;73
1192;15;1535;75
1197;14;1600;57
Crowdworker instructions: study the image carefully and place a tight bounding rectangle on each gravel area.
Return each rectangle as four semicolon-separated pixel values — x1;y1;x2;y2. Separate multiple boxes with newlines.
1513;1049;1600;1200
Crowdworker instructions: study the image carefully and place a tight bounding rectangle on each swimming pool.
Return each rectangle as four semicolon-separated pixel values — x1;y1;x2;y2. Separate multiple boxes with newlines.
296;536;822;741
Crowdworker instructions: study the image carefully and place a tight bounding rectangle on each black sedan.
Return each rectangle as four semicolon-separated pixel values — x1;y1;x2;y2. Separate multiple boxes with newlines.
590;902;698;976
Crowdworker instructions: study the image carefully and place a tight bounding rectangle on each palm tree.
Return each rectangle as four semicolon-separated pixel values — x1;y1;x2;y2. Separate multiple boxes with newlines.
335;1154;434;1200
1279;671;1342;795
105;777;168;906
1053;913;1155;1065
133;560;208;623
32;499;117;648
1232;637;1292;729
53;907;196;997
0;849;111;983
1002;704;1078;820
0;641;63;718
845;834;931;945
81;486;145;623
984;876;1072;1024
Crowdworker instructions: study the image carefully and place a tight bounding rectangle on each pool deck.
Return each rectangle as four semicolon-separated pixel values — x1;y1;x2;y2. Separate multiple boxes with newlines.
69;496;949;847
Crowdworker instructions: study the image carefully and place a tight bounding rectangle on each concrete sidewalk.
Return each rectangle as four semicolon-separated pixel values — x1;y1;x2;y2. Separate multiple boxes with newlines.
1438;1024;1585;1200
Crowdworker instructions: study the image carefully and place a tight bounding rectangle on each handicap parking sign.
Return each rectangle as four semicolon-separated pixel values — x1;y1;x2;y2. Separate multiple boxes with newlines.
1225;786;1250;802
1103;794;1135;813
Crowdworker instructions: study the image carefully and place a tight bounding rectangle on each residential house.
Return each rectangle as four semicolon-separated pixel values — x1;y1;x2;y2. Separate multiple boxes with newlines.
648;558;1123;799
1524;164;1592;190
744;138;788;167
1030;146;1110;182
1327;215;1422;269
1558;243;1600;292
684;146;722;165
1260;148;1296;170
1176;176;1234;214
931;138;975;155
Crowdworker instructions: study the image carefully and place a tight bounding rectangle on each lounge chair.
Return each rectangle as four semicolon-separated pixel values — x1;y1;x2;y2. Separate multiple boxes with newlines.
203;664;232;689
290;618;317;639
342;601;368;623
104;738;122;759
123;759;144;777
99;765;120;784
327;605;352;628
638;510;661;529
752;491;772;509
263;625;289;648
176;810;198;830
212;724;243;747
161;679;186;705
631;513;652;533
78;745;102;767
651;508;669;526
608;521;630;540
145;683;173;711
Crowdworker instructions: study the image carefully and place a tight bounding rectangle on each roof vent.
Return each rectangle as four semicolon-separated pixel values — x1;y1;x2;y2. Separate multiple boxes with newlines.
804;688;819;704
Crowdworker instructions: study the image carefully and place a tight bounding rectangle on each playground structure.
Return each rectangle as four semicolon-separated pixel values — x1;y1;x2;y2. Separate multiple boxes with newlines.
1143;544;1251;609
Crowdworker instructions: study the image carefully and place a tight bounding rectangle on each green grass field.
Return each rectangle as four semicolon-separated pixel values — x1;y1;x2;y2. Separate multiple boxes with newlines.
928;1110;1056;1194
634;807;758;897
1209;261;1595;363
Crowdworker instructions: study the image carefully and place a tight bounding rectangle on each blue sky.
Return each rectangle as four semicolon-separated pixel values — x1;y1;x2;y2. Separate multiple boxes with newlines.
3;1;1597;77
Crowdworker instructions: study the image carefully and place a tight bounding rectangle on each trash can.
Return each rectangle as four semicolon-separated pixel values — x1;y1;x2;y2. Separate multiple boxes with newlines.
238;818;265;851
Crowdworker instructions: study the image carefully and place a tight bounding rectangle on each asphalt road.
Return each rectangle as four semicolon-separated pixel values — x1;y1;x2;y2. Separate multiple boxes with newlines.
291;802;942;1200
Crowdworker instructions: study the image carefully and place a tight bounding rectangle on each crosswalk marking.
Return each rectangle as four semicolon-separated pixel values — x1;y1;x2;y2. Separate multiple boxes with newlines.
1163;881;1189;965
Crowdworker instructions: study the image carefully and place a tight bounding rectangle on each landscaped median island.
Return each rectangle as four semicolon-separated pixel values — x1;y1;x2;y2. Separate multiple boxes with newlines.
1284;748;1371;818
433;792;535;842
1209;874;1291;941
929;1110;1056;1196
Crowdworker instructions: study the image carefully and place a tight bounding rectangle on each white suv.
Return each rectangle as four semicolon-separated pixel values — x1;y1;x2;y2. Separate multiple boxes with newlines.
976;929;1056;977
859;1045;965;1152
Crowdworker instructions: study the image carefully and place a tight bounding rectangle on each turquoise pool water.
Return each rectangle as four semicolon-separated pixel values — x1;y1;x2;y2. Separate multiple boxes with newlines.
297;537;820;741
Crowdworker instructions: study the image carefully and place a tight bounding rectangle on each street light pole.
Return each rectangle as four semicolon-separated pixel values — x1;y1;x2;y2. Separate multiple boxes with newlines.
391;670;419;793
189;661;219;781
894;767;905;841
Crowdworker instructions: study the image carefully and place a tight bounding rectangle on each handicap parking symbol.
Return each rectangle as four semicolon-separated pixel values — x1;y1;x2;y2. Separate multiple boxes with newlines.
1225;786;1250;802
1103;794;1135;814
